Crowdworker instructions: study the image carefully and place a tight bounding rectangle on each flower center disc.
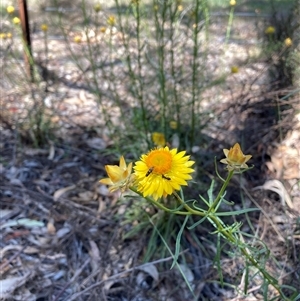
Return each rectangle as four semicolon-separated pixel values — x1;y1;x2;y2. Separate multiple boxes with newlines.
145;149;172;174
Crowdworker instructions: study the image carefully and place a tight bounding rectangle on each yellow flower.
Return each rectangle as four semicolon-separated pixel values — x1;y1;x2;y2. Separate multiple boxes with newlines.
12;17;20;25
74;35;82;43
6;32;12;38
94;3;101;12
177;5;183;11
0;33;7;39
134;147;195;200
284;37;292;47
169;121;178;130
100;26;106;33
220;143;252;171
229;0;236;6
107;15;116;26
41;24;48;32
265;26;275;35
231;66;239;74
100;156;133;192
152;132;166;147
7;6;15;14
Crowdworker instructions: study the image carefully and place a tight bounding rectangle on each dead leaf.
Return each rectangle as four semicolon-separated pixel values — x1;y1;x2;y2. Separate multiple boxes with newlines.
86;137;106;150
53;185;76;201
48;143;55;160
89;240;101;273
77;191;94;202
24;148;49;155
0;218;44;229
135;264;159;290
0;209;13;219
177;264;194;289
14;288;36;301
0;272;32;299
24;246;40;254
253;179;293;209
47;218;56;235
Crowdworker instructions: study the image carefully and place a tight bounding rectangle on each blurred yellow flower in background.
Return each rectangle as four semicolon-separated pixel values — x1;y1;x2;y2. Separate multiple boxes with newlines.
0;33;7;39
134;147;194;200
131;0;140;5
100;156;133;192
265;26;275;35
169;121;178;130
7;5;15;14
6;32;12;38
12;17;20;25
100;27;106;33
220;143;252;171
41;24;48;32
74;35;82;43
231;66;239;74
230;0;236;6
152;132;166;147
107;15;116;26
284;37;292;47
177;5;183;11
94;3;101;12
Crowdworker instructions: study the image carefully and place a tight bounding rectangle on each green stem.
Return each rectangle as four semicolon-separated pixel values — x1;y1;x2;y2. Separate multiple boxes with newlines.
225;6;235;45
208;169;234;212
129;187;191;216
173;191;203;216
190;0;200;147
208;214;284;299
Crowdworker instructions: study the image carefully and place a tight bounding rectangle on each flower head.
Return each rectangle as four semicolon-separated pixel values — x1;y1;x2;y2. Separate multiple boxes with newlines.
7;6;15;14
229;0;236;6
74;35;82;43
169;121;178;130
231;66;239;74
100;156;133;192
0;33;7;39
265;26;275;35
94;3;102;12
12;17;20;25
220;143;252;171
284;37;292;47
41;24;48;32
152;132;166;147
134;147;194;200
107;15;116;26
131;0;140;5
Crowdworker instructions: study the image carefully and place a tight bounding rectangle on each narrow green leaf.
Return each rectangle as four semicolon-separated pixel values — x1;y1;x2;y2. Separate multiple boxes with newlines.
149;217;195;297
244;262;249;294
215;233;223;286
207;180;215;204
215;208;259;216
171;215;189;269
187;214;209;229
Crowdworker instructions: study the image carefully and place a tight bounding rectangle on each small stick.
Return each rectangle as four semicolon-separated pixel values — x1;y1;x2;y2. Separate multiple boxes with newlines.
18;0;34;82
